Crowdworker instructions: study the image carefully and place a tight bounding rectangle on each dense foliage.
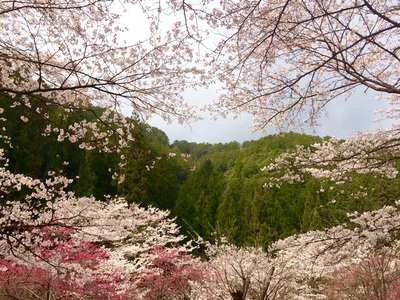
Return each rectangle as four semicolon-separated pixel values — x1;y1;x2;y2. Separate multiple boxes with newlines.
3;100;399;250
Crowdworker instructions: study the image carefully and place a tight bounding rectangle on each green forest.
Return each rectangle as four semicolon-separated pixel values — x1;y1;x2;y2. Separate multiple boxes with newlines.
2;95;399;250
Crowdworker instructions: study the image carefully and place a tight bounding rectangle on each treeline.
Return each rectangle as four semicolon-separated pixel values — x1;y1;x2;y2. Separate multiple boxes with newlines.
2;96;399;248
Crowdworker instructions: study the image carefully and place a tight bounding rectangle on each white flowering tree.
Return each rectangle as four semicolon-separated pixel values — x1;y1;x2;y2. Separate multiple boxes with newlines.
0;0;202;154
169;0;399;129
191;202;400;300
197;241;295;300
160;0;399;177
0;1;212;298
0;0;200;289
273;201;400;299
0;169;197;298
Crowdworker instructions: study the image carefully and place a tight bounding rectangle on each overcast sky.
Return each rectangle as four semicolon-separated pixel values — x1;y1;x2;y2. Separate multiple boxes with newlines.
118;3;394;145
148;87;393;144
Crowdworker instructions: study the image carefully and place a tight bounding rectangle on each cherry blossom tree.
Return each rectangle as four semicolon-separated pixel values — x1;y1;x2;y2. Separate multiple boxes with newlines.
262;130;400;187
0;178;190;267
159;0;400;180
170;0;399;130
199;241;295;300
324;252;400;300
136;247;205;300
268;201;400;299
0;134;196;296
0;175;197;298
186;201;400;299
0;0;202;154
0;2;207;296
0;226;129;300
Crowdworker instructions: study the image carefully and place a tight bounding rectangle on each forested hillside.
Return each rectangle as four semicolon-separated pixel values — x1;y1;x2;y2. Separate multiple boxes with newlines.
4;98;399;250
171;133;400;247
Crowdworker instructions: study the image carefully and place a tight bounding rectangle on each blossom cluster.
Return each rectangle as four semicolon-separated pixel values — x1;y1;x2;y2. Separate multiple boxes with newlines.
262;128;400;187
